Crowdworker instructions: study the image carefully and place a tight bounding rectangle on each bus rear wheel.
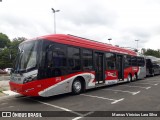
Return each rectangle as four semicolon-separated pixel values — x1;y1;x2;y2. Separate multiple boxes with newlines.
72;78;82;95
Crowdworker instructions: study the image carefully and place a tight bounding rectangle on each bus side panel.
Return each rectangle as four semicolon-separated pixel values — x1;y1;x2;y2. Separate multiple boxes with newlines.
105;70;118;85
132;67;139;80
124;67;133;79
138;66;146;79
39;72;96;97
10;72;96;97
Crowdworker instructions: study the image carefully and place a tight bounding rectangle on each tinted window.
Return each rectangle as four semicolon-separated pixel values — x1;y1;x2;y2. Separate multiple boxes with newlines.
47;43;67;77
38;41;67;79
124;55;131;68
47;43;67;67
137;57;145;67
106;53;116;70
131;56;137;66
82;49;93;70
68;47;81;71
52;44;67;67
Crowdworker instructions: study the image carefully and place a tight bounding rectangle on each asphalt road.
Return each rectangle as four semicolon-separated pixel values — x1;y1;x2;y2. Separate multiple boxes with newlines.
0;75;160;120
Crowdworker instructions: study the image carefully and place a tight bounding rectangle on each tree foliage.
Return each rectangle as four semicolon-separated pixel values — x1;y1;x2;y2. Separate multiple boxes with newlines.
0;33;10;48
144;49;160;58
0;33;26;69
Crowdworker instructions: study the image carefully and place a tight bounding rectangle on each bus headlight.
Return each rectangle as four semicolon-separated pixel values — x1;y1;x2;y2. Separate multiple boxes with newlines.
23;74;37;84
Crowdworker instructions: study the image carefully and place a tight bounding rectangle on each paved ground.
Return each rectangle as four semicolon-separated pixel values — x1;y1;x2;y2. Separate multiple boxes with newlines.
0;75;160;120
0;75;10;97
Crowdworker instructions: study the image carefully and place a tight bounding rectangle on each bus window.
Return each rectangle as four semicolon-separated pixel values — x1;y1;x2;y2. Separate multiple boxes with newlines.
124;55;131;68
82;49;93;70
106;53;116;70
46;43;67;77
146;59;152;68
67;47;81;72
52;44;67;67
137;57;145;67
131;56;137;66
42;43;67;78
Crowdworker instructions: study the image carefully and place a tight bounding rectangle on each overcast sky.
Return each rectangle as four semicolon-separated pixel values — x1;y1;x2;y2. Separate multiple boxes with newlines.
0;0;160;50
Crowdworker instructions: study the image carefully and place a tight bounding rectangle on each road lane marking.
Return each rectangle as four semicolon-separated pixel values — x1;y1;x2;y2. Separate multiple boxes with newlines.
132;91;141;95
143;80;160;82
72;117;82;120
80;94;124;104
81;94;116;101
28;98;82;116
143;81;160;83
111;98;124;104
0;103;7;105
132;82;158;86
120;85;151;89
0;106;14;110
72;111;94;120
102;89;140;95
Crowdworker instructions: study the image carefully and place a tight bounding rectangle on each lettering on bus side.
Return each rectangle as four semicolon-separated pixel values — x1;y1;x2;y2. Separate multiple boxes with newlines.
107;72;117;77
55;77;61;82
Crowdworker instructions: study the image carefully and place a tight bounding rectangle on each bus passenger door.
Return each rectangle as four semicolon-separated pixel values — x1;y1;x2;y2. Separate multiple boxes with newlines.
117;55;124;80
95;52;105;84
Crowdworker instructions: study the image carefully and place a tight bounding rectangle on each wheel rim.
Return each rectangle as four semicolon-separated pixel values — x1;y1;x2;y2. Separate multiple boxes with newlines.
73;80;82;93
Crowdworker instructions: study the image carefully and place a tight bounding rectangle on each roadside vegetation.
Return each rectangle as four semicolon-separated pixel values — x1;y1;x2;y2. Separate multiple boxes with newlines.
0;32;26;69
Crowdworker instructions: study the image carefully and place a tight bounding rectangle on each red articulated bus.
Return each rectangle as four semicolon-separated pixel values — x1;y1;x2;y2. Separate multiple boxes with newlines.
10;34;146;97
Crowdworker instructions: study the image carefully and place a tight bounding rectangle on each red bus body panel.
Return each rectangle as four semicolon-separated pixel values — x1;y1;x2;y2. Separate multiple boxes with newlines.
10;34;140;97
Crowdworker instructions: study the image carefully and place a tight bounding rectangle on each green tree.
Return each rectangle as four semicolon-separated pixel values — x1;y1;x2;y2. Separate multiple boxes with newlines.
0;48;12;69
144;49;160;58
0;33;10;48
0;35;26;69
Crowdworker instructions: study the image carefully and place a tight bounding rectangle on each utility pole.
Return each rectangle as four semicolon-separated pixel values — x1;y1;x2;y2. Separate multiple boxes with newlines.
135;40;139;50
108;38;112;44
51;8;60;34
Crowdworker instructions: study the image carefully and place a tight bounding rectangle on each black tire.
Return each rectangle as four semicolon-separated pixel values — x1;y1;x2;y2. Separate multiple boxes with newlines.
72;78;82;95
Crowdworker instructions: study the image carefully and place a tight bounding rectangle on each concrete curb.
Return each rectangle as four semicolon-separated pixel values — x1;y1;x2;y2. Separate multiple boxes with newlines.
3;90;19;96
0;92;21;101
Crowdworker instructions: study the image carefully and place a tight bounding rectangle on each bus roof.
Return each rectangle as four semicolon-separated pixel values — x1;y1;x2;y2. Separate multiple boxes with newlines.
38;34;137;56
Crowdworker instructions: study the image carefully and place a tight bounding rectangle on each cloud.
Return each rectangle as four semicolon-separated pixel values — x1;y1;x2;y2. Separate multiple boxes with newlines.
0;0;160;50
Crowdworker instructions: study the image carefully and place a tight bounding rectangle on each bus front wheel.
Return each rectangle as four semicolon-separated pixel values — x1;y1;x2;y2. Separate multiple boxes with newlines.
72;78;82;95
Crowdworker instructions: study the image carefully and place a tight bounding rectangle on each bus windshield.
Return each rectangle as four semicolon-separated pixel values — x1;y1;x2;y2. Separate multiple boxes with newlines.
14;40;38;73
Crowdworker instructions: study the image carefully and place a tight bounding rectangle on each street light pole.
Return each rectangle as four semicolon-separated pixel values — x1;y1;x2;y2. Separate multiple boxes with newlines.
108;38;112;44
51;8;60;34
135;40;139;50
